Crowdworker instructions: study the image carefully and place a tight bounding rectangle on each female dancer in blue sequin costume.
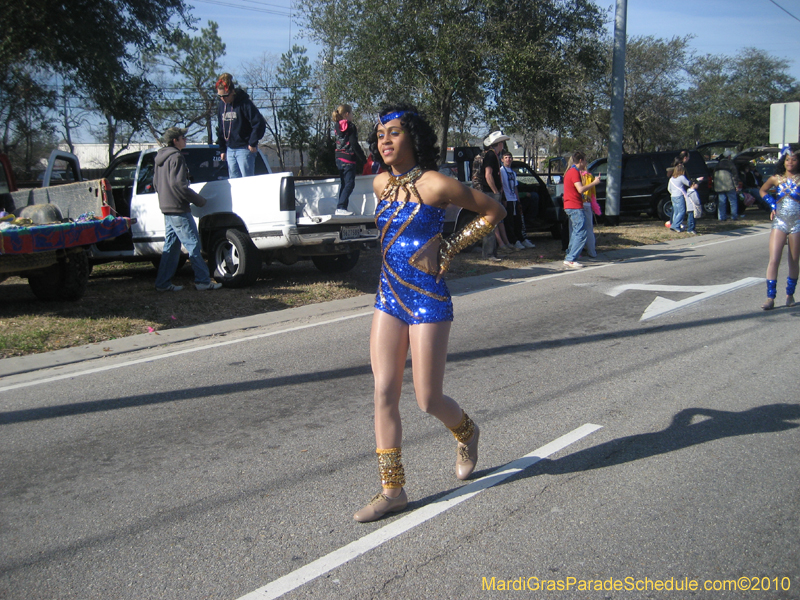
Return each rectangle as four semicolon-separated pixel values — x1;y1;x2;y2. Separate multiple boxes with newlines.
760;150;800;310
353;105;506;522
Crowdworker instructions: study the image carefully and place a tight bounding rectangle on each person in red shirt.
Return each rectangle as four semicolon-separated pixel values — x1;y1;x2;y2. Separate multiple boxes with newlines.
563;151;601;269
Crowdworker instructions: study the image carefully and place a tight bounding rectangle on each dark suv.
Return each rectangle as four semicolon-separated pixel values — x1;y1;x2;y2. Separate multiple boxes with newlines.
587;150;711;221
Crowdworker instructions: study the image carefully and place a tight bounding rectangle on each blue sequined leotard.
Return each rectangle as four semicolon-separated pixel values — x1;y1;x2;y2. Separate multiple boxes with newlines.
773;174;800;235
374;168;454;324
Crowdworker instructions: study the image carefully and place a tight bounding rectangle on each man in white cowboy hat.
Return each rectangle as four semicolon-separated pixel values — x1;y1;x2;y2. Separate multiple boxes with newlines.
478;131;511;260
480;131;510;198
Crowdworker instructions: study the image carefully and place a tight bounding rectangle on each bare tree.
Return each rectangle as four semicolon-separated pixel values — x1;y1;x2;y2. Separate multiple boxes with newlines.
55;79;90;154
241;52;287;170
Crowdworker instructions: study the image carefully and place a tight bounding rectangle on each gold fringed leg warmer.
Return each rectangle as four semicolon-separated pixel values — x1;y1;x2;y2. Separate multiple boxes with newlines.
448;411;476;444
377;448;405;489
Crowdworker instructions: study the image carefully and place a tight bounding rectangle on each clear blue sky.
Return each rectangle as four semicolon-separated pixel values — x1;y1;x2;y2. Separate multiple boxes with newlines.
186;0;800;82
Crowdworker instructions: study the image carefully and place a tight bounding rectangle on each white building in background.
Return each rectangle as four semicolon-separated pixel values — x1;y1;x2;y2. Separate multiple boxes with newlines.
57;142;307;175
58;143;159;170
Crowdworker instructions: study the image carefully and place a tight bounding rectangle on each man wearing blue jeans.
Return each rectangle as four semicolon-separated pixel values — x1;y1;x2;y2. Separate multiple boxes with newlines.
714;150;741;221
153;127;222;292
226;147;256;179
216;73;267;178
562;151;601;269
564;207;588;265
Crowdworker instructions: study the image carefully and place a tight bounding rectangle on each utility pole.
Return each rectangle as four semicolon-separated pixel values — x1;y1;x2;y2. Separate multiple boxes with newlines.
605;0;627;226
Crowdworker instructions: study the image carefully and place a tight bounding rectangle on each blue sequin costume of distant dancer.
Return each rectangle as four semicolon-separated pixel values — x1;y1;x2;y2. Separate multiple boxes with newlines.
374;168;454;324
772;174;800;235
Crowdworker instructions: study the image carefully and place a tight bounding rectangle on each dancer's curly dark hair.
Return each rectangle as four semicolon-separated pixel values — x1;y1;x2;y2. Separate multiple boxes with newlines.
776;150;800;176
367;103;440;171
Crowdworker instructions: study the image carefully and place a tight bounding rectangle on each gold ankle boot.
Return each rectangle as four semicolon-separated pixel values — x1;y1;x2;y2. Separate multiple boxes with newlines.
354;448;407;522
449;412;480;480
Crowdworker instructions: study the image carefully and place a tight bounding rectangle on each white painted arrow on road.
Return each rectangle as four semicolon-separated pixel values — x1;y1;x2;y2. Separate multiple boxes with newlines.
606;277;763;321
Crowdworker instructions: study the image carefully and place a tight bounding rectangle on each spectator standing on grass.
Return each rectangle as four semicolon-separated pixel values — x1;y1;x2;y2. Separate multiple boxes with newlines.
668;163;691;233
669;150;690;175
580;166;600;258
480;132;515;256
216;73;267;179
500;150;534;249
153;127;222;292
562;151;600;269
714;150;741;221
684;179;702;235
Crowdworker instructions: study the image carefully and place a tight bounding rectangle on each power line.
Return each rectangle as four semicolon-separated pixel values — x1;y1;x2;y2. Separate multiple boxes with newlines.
767;0;800;23
230;0;291;10
191;0;291;16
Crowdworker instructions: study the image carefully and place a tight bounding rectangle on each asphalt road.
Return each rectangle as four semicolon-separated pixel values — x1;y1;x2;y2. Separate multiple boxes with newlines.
1;224;798;600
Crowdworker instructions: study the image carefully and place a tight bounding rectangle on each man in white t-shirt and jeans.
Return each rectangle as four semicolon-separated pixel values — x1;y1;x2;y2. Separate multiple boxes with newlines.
499;150;535;249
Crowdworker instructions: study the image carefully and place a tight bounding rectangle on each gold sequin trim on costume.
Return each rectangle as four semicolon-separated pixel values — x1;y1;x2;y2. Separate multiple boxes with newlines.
448;412;475;444
408;233;443;276
376;167;449;318
380;166;425;205
439;216;494;274
775;174;800;186
377;447;405;489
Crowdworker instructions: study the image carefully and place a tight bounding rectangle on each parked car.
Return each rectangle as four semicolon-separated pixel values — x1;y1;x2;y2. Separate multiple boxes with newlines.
731;146;782;213
696;140;741;172
587;150;712;221
510;160;563;238
439;156;562;239
733;146;781;180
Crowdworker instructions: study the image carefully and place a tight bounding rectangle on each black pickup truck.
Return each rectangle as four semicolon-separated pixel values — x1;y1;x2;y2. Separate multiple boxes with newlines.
441;147;562;239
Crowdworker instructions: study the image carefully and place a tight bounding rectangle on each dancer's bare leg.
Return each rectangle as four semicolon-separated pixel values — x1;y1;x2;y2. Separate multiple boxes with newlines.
409;321;480;479
787;232;800;280
767;229;788;281
370;309;409;497
408;321;463;428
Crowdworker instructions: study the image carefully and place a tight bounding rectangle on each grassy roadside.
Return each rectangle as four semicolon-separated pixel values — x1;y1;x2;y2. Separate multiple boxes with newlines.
0;211;769;358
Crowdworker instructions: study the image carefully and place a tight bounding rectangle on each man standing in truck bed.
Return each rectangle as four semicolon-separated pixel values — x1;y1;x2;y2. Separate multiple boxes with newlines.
216;72;267;178
153;127;222;292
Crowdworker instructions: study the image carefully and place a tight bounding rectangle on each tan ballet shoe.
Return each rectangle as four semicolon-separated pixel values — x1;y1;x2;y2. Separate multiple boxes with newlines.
762;298;775;310
787;295;796;307
353;488;408;522
455;425;480;480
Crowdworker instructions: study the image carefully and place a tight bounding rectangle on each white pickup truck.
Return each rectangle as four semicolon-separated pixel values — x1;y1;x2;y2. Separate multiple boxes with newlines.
93;146;379;287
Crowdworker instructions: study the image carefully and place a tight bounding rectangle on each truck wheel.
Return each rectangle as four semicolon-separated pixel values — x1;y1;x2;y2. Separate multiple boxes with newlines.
208;228;261;288
311;250;360;273
28;248;90;301
657;196;673;222
704;194;718;217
